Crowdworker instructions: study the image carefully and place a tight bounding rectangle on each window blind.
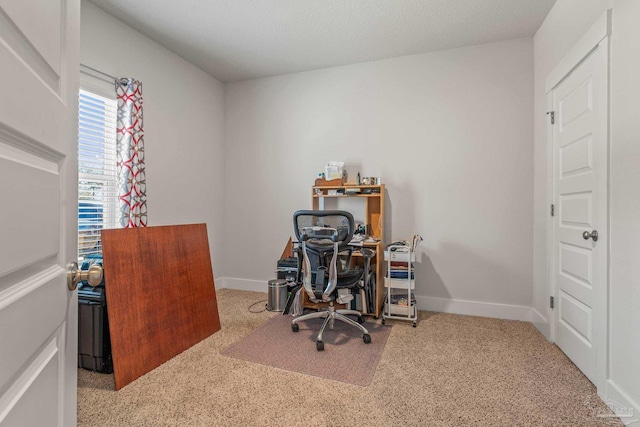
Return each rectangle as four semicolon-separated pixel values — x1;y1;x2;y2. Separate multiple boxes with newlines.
78;89;118;261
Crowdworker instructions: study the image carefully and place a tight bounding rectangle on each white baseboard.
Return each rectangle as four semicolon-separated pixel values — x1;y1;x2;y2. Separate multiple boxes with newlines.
415;295;532;322
217;277;266;293
531;308;551;340
600;380;640;426
219;279;533;323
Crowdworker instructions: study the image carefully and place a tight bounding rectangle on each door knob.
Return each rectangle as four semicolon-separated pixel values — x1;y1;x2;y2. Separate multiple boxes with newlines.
67;262;104;290
582;230;599;242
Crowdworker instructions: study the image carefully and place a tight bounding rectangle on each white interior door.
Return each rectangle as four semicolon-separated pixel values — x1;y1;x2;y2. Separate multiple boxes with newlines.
552;42;608;389
0;1;80;425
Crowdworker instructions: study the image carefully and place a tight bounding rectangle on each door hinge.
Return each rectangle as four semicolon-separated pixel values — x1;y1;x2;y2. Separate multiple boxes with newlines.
546;111;555;124
551;204;555;217
550;296;555;309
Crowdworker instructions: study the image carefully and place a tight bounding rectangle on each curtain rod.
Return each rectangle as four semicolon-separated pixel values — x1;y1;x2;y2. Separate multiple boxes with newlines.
80;63;118;81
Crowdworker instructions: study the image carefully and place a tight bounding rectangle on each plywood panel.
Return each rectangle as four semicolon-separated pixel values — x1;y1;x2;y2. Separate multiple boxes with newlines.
101;224;220;390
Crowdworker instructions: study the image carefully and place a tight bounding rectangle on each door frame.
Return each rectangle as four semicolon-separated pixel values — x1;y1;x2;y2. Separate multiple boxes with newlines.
545;9;611;392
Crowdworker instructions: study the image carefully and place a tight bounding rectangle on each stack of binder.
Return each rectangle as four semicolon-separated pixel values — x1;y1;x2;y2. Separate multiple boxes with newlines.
388;269;415;279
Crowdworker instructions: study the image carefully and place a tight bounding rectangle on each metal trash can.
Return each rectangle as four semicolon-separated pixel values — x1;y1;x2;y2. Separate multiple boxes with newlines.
267;279;288;312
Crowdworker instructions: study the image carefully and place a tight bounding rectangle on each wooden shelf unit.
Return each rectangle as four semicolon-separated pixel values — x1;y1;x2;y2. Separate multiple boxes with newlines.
312;184;385;242
306;183;386;317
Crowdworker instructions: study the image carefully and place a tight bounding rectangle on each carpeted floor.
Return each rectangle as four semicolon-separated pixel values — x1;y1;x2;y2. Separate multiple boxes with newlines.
78;289;621;426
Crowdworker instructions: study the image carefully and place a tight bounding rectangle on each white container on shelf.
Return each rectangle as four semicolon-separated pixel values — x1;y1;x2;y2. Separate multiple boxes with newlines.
383;249;415;263
384;303;416;317
384;277;415;289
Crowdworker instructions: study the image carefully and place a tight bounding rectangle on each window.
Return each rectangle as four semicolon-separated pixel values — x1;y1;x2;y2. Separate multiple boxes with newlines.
77;84;118;261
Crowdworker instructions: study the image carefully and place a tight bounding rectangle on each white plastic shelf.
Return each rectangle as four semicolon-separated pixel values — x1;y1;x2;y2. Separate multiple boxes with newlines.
384;277;415;289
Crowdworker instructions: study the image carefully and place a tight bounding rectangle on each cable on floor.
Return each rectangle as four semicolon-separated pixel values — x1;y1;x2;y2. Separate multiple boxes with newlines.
248;299;268;313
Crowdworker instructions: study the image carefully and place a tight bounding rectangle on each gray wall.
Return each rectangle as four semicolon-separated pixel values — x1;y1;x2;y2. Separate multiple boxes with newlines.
224;38;534;319
80;1;227;278
609;0;640;414
533;0;640;416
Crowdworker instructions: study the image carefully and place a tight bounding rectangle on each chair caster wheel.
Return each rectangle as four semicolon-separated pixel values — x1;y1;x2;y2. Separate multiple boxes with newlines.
381;318;386;325
316;341;324;351
363;334;371;344
291;323;299;332
357;316;365;324
413;322;417;328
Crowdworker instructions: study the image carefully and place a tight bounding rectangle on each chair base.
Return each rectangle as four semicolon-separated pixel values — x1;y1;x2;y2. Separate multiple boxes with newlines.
291;303;371;350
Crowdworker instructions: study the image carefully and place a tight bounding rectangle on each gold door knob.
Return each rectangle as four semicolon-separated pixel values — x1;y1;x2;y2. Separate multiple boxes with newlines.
67;262;104;290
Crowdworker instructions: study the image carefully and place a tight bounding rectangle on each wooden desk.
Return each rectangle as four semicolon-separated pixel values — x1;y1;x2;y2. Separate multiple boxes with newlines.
312;184;385;241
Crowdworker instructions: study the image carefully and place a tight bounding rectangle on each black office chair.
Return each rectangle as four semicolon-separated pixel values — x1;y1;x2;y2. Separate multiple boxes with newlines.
291;210;374;351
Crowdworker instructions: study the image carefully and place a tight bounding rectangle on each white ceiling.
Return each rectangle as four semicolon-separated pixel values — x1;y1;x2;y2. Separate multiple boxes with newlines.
87;0;556;83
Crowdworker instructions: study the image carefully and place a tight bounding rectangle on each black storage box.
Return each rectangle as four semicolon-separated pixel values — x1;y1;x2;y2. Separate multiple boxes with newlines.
276;257;298;282
77;254;112;374
78;284;112;373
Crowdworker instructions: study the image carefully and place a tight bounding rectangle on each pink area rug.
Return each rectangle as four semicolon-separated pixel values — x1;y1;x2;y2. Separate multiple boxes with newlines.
221;314;392;386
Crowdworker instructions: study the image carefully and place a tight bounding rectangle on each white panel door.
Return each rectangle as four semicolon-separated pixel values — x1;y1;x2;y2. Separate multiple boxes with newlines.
0;0;79;426
552;42;608;388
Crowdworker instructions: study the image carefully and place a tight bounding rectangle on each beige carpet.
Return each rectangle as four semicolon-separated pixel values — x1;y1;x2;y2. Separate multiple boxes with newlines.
78;288;622;426
221;313;392;386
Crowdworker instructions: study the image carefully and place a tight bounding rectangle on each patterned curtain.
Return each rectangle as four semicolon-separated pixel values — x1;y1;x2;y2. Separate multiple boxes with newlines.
116;78;147;227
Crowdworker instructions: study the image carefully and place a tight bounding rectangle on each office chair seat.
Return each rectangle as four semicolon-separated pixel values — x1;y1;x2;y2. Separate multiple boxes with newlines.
290;210;374;351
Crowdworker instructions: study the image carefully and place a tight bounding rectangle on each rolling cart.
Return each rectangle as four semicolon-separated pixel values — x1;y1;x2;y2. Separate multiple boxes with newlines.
382;244;417;327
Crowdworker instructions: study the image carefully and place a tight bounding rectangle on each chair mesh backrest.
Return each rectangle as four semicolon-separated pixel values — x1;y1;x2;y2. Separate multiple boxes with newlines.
293;210;354;250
